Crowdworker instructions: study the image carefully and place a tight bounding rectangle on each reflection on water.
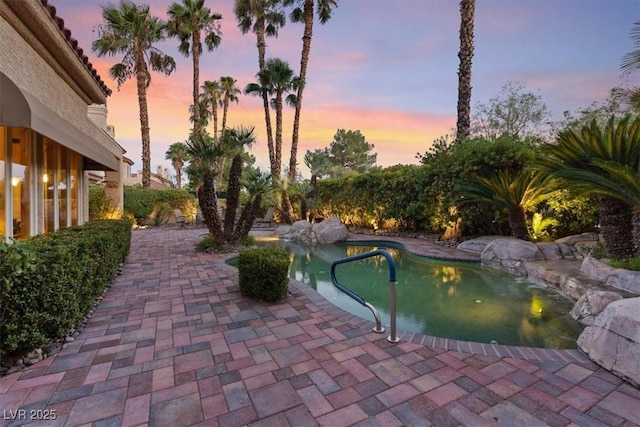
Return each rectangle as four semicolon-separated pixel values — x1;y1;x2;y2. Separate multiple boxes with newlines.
260;240;583;349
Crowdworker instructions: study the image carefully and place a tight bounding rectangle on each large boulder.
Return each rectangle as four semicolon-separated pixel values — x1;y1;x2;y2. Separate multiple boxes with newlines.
313;217;348;244
555;232;599;246
456;236;502;254
481;238;543;275
578;297;640;388
535;242;579;260
581;257;640;296
570;290;623;326
282;220;313;242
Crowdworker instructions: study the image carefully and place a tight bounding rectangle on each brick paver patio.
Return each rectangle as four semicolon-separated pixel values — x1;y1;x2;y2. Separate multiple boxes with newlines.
1;227;639;426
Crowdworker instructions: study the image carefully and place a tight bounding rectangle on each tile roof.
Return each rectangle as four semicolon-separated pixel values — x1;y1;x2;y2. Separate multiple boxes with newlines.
41;0;112;96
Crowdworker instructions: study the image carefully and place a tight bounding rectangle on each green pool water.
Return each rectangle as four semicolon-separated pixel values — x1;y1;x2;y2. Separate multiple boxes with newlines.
256;240;582;349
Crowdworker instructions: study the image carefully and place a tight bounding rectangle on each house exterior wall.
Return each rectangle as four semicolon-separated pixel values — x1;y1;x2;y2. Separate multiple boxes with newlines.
0;0;125;238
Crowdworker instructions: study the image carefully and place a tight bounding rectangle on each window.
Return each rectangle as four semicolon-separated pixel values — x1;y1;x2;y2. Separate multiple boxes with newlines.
0;126;6;237
11;128;31;239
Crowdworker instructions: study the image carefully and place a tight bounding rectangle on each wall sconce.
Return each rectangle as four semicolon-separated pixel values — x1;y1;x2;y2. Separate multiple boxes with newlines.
42;173;49;183
11;177;20;186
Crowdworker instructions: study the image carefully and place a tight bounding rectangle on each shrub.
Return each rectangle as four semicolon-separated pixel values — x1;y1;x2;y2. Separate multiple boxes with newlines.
123;187;197;225
238;247;289;302
0;219;132;361
89;184;113;219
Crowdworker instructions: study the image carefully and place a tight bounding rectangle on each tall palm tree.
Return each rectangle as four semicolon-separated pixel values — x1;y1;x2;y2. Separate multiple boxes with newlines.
457;169;554;240
219;76;242;132
536;116;640;259
234;0;287;173
184;133;226;242
167;0;222;138
219;126;257;240
285;0;338;181
92;0;176;188
245;58;300;179
456;0;475;140
165;142;189;189
621;21;640;75
201;79;222;137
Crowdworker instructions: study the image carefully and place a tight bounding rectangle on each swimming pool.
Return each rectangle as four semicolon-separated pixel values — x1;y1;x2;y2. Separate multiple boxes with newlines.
257;240;582;349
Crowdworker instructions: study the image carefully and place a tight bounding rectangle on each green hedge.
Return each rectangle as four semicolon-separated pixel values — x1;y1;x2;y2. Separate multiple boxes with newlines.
238;247;289;302
0;219;132;360
123;187;197;225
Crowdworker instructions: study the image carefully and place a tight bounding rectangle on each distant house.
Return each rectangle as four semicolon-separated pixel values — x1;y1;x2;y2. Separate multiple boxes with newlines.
123;163;175;189
0;0;125;239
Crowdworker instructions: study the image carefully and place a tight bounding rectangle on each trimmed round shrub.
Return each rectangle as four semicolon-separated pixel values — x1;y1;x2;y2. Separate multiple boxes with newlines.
238;247;289;302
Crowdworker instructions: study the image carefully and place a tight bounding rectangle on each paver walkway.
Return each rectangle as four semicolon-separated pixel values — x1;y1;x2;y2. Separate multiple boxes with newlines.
1;227;639;426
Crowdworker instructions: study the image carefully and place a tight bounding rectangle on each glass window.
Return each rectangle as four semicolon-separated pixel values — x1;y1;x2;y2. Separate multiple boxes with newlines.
58;145;69;228
43;137;55;234
11;128;31;239
0;126;5;237
70;152;79;226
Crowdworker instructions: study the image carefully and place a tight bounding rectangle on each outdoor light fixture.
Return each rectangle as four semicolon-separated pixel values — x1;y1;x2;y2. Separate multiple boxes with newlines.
11;177;19;186
42;173;49;183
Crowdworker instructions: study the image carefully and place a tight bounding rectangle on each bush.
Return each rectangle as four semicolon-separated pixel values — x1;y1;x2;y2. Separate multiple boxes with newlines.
89;184;113;219
238;247;289;302
123;187;197;225
0;219;132;361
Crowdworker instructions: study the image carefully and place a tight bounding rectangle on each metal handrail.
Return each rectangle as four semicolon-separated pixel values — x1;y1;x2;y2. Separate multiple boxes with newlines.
330;249;400;343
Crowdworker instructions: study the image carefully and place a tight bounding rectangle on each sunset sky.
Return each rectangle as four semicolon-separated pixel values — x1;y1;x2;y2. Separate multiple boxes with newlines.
53;0;640;178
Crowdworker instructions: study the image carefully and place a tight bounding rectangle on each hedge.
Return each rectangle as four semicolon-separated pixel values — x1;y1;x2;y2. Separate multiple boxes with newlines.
0;219;132;361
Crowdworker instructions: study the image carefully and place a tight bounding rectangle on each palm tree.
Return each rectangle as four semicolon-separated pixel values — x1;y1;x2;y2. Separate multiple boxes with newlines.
285;0;338;181
234;0;287;174
165;142;189;189
167;0;222;138
184;133;226;243
219;76;242;132
456;0;475;140
245;58;300;179
232;169;272;242
92;0;176;188
536;116;640;259
457;169;554;240
201;79;222;137
621;21;640;75
219;126;257;240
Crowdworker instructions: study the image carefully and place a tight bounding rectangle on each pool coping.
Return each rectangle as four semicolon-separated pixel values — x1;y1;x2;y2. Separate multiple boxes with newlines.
227;235;591;364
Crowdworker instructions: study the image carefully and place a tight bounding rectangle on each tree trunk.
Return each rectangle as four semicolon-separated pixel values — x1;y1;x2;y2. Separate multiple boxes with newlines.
224;154;243;240
456;0;475;140
274;91;283;179
255;17;276;174
508;206;529;241
288;0;314;182
192;28;202;137
232;193;263;243
199;171;224;244
598;195;634;259
281;188;295;224
136;59;151;188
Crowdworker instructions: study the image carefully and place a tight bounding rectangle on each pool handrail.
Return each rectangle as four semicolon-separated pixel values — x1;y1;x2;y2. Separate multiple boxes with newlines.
330;249;400;343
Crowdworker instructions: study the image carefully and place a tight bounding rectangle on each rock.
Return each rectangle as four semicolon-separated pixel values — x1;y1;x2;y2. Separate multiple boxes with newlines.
481;238;543;276
313;217;348;244
456;236;502;254
535;242;578;260
580;256;615;282
273;225;292;236
605;270;640;296
555;232;598;246
559;275;602;301
578;297;640;388
64;336;75;343
571;290;623;326
282;220;312;242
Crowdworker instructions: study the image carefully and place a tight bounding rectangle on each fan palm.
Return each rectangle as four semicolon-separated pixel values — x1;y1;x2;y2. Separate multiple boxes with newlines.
219;76;242;132
167;0;222;138
201;80;222;137
165;142;189;189
245;58;300;179
284;0;338;181
456;0;475;140
232;170;272;242
92;0;176;188
457;169;554;240
235;0;287;172
184;133;226;242
218;126;257;240
536;115;640;259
